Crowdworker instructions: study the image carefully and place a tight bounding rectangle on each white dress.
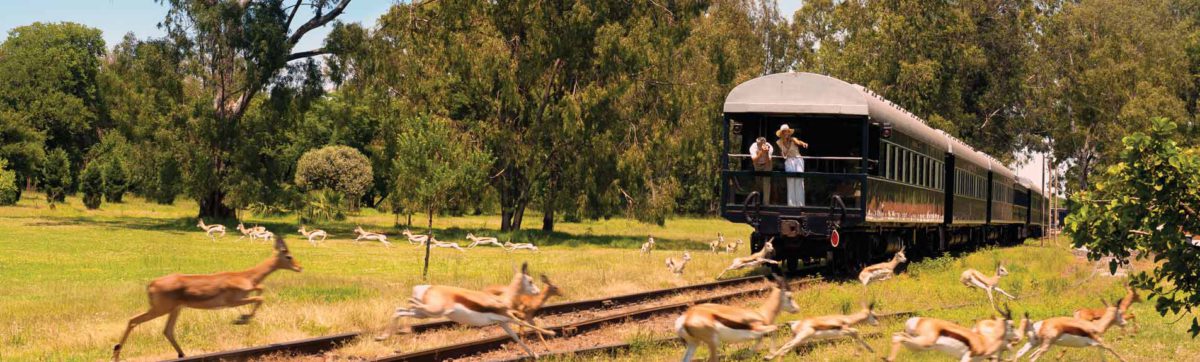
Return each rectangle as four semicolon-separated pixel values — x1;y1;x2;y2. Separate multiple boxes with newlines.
778;139;805;206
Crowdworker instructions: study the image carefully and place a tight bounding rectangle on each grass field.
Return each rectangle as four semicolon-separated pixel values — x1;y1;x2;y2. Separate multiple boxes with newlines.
1;194;1197;361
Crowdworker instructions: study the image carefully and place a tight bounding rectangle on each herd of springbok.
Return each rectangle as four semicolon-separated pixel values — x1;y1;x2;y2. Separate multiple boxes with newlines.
113;225;1142;361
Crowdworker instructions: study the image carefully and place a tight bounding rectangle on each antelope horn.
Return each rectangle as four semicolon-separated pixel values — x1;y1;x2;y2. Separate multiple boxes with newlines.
275;237;289;253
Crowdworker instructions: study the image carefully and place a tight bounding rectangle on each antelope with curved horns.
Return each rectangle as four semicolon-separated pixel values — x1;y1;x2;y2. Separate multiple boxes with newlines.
297;225;327;246
675;274;799;362
884;304;1014;362
1016;298;1127;362
484;274;564;348
236;223;265;241
1074;285;1140;333
376;263;556;358
960;263;1015;309
401;229;430;245
972;311;1031;360
709;233;724;253
725;239;743;254
504;241;539;252
666;250;692;276
858;246;907;286
248;229;275;242
112;238;301;361
196;219;226;241
764;302;880;360
715;238;779;279
466;233;503;248
353;226;391;247
641;236;656;255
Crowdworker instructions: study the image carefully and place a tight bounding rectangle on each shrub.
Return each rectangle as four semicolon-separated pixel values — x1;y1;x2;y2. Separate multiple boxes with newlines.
146;155;181;205
0;158;18;205
40;149;72;205
294;145;373;203
103;157;128;202
80;161;104;209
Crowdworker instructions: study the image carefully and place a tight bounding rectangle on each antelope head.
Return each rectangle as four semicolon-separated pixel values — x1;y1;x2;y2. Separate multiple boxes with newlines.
354;226;365;234
683;250;692;261
864;301;880;326
467;232;476;239
540;274;563;298
297;225;306;234
996;263;1010;277
196;219;205;228
272;238;302;272
763;237;776;256
895;247;908;263
773;274;800;313
513;263;540;295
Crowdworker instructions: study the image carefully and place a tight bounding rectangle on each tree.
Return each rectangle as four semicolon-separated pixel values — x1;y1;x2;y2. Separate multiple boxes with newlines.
103;157;129;203
158;0;353;217
0;109;42;200
40;149;72;206
294;145;372;221
80;161;104;209
0;158;19;205
1066;118;1200;337
392;115;491;278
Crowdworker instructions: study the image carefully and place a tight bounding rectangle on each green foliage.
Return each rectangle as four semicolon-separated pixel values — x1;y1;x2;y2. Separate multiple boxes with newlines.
103;157;128;203
298;189;347;223
0;158;19;205
1066;118;1200;337
145;156;181;205
294;145;373;201
39;149;72;204
80;161;104;209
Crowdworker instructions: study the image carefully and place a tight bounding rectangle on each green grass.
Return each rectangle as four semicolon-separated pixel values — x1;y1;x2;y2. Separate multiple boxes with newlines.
1;194;1196;361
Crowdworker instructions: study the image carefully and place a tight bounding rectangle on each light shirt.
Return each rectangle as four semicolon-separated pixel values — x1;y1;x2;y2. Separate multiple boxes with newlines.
749;142;773;158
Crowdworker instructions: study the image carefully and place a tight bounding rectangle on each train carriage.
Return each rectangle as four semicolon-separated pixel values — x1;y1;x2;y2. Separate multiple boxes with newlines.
720;72;1046;273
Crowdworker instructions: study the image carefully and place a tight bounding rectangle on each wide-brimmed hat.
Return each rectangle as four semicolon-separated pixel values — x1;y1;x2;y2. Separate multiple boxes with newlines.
776;124;795;138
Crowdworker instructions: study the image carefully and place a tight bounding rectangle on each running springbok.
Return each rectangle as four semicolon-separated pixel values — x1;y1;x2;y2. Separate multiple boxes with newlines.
1074;285;1140;333
485;274;564;347
1016;298;1127;362
725;239;743;254
112;238;301;361
715;238;778;279
764;302;879;360
196;219;226;241
885;304;1014;362
236;223;265;241
375;263;556;358
401;229;430;245
504;241;539;252
709;233;724;253
961;263;1015;308
666;250;692;276
297;225;327;246
353;226;391;247
675;275;799;362
466;233;503;248
249;229;275;242
641;236;656;255
428;239;466;251
858;247;907;286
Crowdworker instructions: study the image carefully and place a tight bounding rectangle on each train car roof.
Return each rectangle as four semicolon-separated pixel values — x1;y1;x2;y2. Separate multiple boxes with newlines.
724;72;1010;177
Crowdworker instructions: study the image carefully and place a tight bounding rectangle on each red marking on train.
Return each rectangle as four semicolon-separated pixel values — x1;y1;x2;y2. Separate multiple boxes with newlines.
830;229;840;248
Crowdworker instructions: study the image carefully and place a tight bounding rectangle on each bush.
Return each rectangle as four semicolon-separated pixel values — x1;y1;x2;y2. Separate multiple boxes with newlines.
146;155;181;205
295;145;373;203
80;161;104;209
40;149;72;205
103;157;128;202
0;158;19;205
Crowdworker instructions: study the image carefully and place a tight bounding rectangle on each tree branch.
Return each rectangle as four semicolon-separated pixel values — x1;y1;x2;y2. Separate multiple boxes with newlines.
285;0;304;30
288;48;329;61
287;0;352;46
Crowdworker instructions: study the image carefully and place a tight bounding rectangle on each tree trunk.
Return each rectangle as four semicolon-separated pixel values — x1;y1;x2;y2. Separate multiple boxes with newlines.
422;207;434;279
199;189;235;218
498;167;529;232
513;202;527;230
542;175;557;232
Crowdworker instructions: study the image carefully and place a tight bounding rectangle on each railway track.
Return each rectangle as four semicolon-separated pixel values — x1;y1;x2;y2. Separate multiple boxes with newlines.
161;275;778;362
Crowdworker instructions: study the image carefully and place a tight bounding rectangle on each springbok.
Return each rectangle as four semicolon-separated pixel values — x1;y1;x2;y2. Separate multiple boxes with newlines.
764;302;880;360
428;239;466;251
1016;298;1127;362
196;219;226;241
715;238;779;279
1074;285;1140;333
709;233;724;253
353;226;391;247
504;241;539;252
466;233;503;248
666;250;692;276
112;238;300;361
485;274;564;347
297;225;327;246
375;263;556;358
675;275;799;362
401;229;430;245
248;229;275;242
960;263;1015;308
858;247;907;286
641;236;656;255
236;223;265;241
725;239;743;254
884;304;1014;362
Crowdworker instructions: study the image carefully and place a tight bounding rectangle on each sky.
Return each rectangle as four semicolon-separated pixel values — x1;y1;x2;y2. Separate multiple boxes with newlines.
0;0;1050;191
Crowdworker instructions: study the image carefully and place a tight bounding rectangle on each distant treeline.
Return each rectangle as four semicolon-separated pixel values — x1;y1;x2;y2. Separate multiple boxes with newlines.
0;0;1197;231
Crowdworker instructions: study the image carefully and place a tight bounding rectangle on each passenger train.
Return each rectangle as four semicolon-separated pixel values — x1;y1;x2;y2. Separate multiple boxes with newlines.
720;72;1046;273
